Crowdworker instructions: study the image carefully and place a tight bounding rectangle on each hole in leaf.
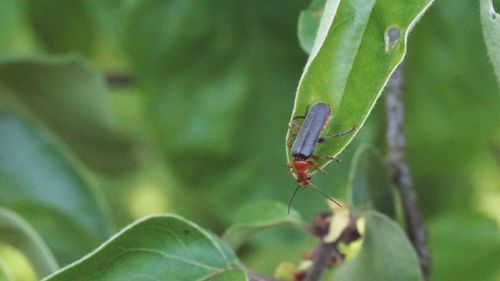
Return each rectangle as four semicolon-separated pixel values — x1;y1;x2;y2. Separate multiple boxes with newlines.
385;27;401;52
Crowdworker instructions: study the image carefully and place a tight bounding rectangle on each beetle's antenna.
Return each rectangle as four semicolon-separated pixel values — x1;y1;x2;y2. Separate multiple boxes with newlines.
288;185;302;214
309;182;342;208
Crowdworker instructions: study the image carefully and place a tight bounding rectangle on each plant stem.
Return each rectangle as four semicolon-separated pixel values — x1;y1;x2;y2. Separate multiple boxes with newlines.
303;241;337;281
303;213;358;281
385;64;431;279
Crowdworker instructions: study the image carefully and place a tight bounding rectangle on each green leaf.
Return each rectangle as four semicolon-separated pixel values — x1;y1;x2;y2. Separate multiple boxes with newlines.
428;212;500;281
298;0;327;54
0;1;38;57
480;0;500;89
0;113;110;265
43;214;248;281
287;0;434;168
0;56;140;175
0;208;58;278
0;259;13;281
348;146;396;218
222;201;303;249
333;211;422;281
23;0;96;55
0;0;19;53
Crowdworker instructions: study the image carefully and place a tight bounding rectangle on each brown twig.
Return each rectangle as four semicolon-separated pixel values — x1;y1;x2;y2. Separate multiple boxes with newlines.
302;213;359;281
385;64;431;279
303;241;338;281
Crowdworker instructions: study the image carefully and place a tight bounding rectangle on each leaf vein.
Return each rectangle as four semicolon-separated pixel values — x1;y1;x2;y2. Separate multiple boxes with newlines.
123;247;222;271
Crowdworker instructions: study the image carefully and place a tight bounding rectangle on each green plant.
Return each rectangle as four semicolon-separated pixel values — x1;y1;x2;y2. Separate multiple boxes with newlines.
0;1;499;281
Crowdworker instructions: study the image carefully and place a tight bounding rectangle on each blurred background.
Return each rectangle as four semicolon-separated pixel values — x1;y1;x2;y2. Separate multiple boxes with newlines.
0;0;498;281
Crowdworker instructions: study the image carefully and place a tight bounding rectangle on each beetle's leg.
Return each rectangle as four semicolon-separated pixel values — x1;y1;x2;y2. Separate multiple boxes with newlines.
318;126;356;143
286;134;296;148
287;118;304;148
287;113;307;137
288;119;302;134
288;112;307;135
289;106;309;130
292;115;306;121
307;160;328;176
288;123;298;133
284;165;292;175
301;105;310;117
284;162;293;175
317;165;328;176
312;154;342;163
323;156;342;163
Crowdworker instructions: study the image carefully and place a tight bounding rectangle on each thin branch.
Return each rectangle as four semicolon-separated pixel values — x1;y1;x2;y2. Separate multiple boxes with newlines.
303;213;359;281
302;214;336;281
303;241;337;281
385;64;431;279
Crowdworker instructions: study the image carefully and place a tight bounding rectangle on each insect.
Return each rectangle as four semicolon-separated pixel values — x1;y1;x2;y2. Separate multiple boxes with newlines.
286;102;355;213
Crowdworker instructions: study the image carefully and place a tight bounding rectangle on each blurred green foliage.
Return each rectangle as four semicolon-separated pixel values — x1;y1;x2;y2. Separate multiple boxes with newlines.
0;0;498;280
0;57;140;175
0;208;57;277
348;146;397;219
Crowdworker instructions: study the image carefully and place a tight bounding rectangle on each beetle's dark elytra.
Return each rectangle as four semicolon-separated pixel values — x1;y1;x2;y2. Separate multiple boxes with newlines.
290;102;330;160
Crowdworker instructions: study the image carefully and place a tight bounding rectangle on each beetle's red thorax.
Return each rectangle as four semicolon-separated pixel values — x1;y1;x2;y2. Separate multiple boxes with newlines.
289;160;313;185
291;160;311;173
